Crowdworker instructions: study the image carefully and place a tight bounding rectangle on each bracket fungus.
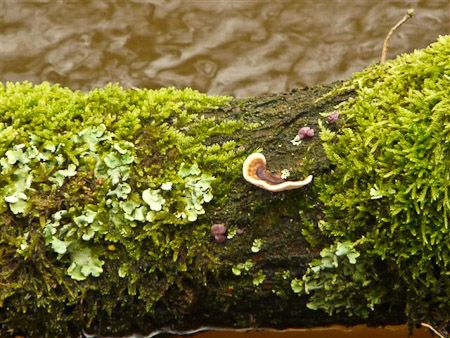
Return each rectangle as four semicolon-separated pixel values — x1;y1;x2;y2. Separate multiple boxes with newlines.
242;153;313;192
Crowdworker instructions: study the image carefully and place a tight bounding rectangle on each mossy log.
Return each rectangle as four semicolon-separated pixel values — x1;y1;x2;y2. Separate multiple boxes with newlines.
0;83;414;337
1;36;449;337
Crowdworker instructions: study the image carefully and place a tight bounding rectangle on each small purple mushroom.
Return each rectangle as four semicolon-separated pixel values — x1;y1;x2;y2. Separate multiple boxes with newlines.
298;126;315;139
214;234;226;243
327;111;339;123
236;228;245;235
211;224;227;243
211;223;227;236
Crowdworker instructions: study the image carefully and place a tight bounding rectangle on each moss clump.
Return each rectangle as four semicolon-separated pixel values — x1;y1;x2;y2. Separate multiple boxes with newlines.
0;82;249;336
295;35;450;329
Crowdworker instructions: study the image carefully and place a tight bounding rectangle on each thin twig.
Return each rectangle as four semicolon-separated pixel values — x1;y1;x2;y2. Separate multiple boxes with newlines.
420;322;446;338
380;8;415;63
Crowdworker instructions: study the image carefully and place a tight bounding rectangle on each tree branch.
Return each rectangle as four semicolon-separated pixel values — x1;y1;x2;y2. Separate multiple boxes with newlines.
380;9;414;63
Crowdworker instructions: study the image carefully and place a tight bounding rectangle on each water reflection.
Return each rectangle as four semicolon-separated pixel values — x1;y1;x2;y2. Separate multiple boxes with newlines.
2;1;449;96
171;325;432;338
92;325;431;338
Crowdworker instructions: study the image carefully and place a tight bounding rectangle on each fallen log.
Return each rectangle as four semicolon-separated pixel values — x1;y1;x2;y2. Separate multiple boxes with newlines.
1;35;449;338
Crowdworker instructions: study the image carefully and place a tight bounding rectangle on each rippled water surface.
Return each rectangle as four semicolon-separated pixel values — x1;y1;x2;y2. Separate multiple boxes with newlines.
1;1;449;97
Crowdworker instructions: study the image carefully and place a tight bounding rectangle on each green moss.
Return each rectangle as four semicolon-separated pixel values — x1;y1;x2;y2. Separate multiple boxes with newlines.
298;35;450;328
0;83;250;336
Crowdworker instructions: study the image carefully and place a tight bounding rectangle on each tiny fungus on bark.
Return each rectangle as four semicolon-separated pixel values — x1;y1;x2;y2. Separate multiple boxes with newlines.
242;153;313;192
211;223;227;236
327;111;339;123
298;126;315;139
214;234;226;243
211;223;227;243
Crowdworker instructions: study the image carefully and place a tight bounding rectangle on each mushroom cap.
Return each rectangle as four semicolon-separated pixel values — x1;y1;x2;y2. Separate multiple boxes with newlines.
242;153;313;192
211;223;227;236
328;111;339;122
298;126;315;139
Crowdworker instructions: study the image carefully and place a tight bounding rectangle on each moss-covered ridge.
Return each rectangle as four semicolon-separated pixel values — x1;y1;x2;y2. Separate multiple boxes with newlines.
295;35;450;331
0;83;250;335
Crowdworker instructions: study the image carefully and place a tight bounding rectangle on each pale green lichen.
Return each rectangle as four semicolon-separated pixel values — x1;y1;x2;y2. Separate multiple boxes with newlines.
290;135;302;146
53;164;77;186
251;238;263;253
291;241;383;318
67;244;105;281
232;259;254;276
252;269;266;286
142;188;166;211
280;169;290;179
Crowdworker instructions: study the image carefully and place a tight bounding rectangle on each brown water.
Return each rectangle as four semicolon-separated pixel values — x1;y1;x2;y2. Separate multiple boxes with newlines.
172;325;432;338
0;1;446;337
1;1;449;97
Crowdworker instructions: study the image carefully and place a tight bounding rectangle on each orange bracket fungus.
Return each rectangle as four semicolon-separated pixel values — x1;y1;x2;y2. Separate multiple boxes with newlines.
242;153;313;192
